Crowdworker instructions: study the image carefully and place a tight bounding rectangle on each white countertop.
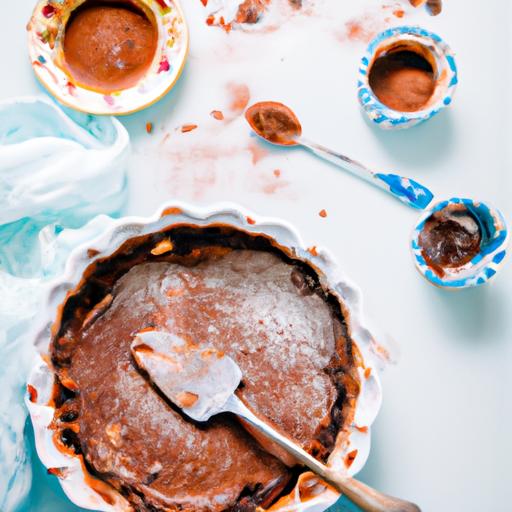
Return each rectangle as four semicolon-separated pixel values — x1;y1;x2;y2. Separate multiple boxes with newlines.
3;1;511;511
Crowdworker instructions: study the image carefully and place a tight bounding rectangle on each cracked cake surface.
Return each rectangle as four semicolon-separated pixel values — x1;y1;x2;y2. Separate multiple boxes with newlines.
50;227;360;512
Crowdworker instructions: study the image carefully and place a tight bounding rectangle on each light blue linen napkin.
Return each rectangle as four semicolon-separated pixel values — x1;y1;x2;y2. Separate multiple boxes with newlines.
0;96;129;512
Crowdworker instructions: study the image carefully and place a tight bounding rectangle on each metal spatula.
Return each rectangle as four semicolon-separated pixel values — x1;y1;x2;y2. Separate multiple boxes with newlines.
131;330;420;512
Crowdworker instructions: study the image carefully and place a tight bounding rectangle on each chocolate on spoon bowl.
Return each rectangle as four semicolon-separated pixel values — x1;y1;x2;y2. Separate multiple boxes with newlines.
26;202;387;512
412;198;509;289
358;26;457;130
27;0;189;115
245;101;434;209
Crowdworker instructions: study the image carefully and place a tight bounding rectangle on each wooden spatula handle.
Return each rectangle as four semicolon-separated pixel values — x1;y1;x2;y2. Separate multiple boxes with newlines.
322;468;420;512
226;394;421;512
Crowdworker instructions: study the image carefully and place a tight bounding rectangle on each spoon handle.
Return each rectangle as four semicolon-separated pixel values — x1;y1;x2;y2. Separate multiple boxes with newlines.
297;137;434;210
225;395;420;512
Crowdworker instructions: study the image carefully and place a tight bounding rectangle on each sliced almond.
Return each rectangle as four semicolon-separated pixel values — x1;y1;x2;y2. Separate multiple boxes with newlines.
151;239;174;256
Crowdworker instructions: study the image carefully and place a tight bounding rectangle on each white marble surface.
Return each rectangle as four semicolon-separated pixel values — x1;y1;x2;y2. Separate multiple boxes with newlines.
2;1;511;511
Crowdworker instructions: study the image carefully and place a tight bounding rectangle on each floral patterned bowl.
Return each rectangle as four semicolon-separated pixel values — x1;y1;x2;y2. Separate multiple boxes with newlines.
27;0;189;115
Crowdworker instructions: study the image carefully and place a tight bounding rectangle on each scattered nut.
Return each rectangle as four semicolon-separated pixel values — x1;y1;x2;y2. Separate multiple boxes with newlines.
151;239;174;256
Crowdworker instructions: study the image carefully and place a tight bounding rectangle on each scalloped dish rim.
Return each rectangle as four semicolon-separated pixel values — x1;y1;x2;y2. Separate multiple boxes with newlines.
26;202;385;512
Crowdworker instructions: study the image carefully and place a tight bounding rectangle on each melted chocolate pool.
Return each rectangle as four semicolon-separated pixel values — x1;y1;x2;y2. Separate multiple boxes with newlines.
369;50;436;112
63;1;158;92
50;226;360;512
419;206;482;275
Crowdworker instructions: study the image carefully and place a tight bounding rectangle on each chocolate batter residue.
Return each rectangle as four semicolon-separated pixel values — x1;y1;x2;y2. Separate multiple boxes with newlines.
409;0;442;16
245;102;302;145
236;0;267;24
50;226;360;512
230;0;303;27
369;50;436;112
419;206;482;274
63;1;158;92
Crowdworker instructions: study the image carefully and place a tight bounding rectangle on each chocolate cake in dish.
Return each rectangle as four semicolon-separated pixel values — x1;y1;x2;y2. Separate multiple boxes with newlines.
49;225;361;512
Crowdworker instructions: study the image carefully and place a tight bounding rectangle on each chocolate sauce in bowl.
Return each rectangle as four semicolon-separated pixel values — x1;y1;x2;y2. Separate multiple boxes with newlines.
419;206;482;276
369;50;436;112
63;1;158;92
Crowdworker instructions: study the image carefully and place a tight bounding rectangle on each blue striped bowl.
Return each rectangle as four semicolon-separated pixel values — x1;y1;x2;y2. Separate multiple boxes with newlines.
358;26;458;130
411;198;509;289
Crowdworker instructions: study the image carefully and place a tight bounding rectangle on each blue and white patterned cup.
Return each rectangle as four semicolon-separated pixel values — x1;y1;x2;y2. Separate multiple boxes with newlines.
411;198;509;289
358;26;458;130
